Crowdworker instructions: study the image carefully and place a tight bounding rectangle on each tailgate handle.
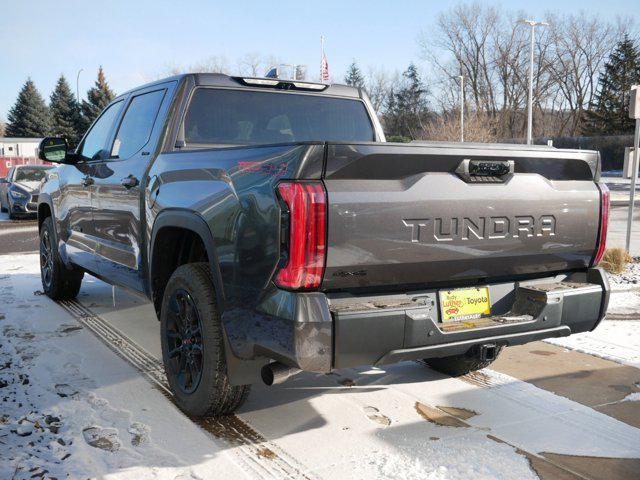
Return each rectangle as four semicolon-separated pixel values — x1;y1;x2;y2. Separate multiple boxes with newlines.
456;159;514;183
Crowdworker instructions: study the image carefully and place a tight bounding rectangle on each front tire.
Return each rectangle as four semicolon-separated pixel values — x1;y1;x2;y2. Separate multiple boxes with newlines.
160;262;250;417
40;216;83;300
423;346;504;376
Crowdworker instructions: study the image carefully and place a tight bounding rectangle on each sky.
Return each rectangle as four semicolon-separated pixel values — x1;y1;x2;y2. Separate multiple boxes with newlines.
0;0;638;120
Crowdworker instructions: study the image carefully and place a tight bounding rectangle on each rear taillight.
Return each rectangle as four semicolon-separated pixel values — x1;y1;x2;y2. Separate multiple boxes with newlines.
275;181;327;290
592;182;609;266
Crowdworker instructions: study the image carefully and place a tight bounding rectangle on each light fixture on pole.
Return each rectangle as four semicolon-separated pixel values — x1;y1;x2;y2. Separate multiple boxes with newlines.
458;75;464;143
76;68;84;103
518;19;548;145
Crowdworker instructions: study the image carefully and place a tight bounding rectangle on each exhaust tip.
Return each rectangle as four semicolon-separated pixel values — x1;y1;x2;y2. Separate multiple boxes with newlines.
261;362;300;386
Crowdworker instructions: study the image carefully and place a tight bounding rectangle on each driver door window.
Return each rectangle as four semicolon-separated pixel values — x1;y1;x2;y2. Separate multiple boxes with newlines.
79;101;123;160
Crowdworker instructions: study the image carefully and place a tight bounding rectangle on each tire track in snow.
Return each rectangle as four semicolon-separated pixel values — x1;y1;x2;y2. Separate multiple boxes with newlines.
56;298;316;480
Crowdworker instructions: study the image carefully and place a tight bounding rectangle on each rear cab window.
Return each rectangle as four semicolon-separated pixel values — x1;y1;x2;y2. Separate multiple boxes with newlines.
182;88;375;147
111;89;166;159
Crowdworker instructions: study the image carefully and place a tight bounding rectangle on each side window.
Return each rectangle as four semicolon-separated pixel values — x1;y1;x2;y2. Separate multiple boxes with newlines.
111;90;165;159
80;101;123;160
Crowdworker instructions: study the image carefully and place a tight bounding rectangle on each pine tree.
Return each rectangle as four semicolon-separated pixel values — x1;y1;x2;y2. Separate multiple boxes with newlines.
344;61;365;88
583;36;640;135
384;63;429;138
79;66;115;133
5;78;50;137
50;75;81;146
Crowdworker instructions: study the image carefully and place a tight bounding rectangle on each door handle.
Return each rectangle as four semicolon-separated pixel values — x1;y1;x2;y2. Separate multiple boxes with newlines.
121;175;139;189
82;176;94;187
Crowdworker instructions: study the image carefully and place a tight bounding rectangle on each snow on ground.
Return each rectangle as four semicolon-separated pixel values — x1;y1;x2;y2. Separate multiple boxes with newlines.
607;261;640;291
3;253;640;479
546;320;640;368
0;255;254;479
545;281;640;368
1;254;541;479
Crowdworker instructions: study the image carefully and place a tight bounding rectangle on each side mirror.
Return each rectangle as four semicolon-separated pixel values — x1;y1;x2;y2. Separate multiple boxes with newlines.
0;178;7;184
38;137;69;163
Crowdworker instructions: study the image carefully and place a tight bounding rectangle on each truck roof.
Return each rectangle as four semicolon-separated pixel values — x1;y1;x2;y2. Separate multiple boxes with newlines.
119;73;361;99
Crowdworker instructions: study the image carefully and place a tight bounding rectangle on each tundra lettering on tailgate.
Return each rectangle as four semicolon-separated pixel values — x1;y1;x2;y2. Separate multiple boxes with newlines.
403;215;556;243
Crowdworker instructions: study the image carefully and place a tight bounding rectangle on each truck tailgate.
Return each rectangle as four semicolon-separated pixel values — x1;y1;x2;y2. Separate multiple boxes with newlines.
322;143;601;290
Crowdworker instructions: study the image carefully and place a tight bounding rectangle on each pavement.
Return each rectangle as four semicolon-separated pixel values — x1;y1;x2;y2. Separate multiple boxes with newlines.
1;217;640;479
0;211;38;254
604;176;640;206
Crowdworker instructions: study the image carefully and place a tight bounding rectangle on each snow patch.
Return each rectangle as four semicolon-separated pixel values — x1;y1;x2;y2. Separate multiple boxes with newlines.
546;320;640;368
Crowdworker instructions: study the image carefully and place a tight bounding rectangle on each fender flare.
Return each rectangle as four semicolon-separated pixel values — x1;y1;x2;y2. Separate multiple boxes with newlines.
149;209;226;311
36;194;65;264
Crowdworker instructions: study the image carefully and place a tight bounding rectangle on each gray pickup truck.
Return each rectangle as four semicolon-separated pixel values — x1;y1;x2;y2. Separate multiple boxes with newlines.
37;73;610;416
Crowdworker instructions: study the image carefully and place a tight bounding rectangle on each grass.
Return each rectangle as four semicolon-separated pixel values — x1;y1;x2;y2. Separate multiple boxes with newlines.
600;248;633;274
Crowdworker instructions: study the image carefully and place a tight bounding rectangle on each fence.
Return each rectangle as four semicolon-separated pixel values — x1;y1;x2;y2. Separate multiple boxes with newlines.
503;135;634;171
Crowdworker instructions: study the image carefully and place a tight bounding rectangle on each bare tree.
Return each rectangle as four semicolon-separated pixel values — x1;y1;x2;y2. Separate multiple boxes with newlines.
424;111;497;143
365;66;396;113
545;13;623;135
418;3;628;140
190;55;231;74
236;52;282;77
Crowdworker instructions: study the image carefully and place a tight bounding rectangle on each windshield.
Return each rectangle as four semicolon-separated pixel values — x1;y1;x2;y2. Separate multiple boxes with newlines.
183;88;375;146
14;167;51;183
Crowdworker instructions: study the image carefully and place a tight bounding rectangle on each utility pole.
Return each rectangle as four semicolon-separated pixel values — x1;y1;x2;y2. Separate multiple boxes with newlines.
459;75;464;142
76;68;84;103
518;19;548;145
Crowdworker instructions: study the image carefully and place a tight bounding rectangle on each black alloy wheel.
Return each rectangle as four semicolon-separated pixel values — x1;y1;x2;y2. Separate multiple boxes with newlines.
165;289;205;394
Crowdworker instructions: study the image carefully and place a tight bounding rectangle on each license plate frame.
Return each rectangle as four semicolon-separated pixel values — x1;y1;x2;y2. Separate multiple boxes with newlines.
439;286;491;323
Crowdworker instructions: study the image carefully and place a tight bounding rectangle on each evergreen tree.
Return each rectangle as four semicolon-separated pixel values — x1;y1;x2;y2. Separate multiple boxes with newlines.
384;63;429;138
583;36;640;135
79;66;115;133
344;61;365;88
50;75;81;146
5;78;50;137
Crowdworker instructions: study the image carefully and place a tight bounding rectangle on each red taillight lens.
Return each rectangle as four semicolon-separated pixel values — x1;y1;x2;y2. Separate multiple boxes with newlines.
275;182;327;290
592;182;609;266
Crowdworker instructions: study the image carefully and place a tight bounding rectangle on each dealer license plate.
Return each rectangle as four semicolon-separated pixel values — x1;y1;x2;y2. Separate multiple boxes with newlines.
439;287;491;322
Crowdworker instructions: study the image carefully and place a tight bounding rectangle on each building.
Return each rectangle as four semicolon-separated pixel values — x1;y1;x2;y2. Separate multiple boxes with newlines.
0;137;47;178
0;137;42;158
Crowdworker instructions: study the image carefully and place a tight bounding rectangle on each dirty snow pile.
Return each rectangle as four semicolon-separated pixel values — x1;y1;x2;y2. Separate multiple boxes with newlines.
0;255;250;480
606;260;640;290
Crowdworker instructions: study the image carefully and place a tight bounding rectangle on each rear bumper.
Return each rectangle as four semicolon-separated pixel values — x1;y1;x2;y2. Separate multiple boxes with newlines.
224;268;609;376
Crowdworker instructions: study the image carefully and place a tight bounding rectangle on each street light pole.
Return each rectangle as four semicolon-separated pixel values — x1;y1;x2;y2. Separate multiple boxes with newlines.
459;75;464;142
76;68;84;103
518;19;548;145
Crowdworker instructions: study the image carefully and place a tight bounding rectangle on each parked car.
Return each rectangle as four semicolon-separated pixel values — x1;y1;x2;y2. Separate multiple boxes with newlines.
0;164;54;219
36;73;610;417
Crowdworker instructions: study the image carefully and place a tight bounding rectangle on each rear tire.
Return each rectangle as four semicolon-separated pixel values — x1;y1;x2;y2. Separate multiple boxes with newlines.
423;347;504;376
39;216;83;300
160;262;250;417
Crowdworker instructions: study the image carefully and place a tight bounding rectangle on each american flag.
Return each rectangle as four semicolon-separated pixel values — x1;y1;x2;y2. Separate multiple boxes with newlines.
321;52;329;82
320;35;329;82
